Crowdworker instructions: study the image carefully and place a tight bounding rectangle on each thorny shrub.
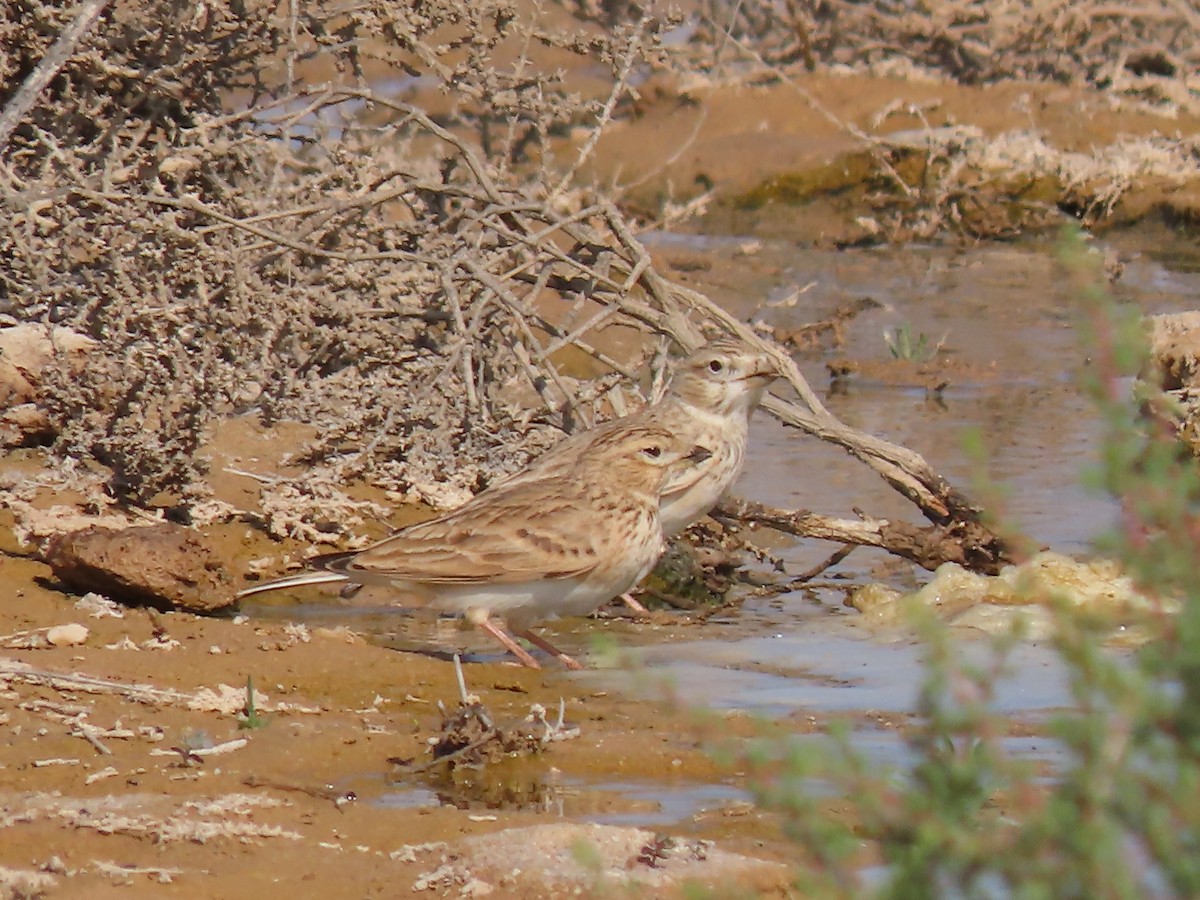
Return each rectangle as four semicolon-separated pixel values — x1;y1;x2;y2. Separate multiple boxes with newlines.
738;230;1200;897
1;0;676;520
680;0;1200;98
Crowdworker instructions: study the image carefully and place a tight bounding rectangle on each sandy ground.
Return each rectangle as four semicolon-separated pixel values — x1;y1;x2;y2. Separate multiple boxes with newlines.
0;547;805;897
2;400;806;898
4;66;1195;897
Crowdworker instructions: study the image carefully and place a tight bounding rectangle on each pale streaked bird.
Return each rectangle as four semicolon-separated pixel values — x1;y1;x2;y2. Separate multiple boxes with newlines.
477;336;777;613
492;336;777;531
237;425;712;669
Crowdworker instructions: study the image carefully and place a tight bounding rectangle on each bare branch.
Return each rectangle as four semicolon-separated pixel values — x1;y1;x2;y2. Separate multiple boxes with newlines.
0;0;109;150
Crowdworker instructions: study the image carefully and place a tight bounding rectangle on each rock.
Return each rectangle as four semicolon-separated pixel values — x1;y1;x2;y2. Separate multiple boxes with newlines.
0;324;96;446
43;524;233;613
46;623;89;647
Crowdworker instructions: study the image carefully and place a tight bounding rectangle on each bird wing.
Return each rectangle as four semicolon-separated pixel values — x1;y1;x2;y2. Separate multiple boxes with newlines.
331;484;613;585
658;453;718;501
486;421;621;492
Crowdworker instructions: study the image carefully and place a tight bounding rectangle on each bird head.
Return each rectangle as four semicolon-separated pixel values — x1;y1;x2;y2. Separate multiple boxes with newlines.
670;337;779;416
581;425;713;495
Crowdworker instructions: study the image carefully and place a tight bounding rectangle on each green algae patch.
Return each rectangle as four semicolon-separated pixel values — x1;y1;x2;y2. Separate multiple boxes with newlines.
733;154;878;211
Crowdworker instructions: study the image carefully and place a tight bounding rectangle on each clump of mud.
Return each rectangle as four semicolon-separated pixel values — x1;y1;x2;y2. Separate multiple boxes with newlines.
400;823;785;895
43;524;231;613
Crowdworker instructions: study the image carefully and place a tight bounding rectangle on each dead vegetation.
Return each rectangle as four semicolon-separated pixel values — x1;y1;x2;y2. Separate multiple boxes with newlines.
839;121;1200;242
653;0;1200;241
3;0;667;510
391;657;578;782
680;0;1200;100
13;0;1165;577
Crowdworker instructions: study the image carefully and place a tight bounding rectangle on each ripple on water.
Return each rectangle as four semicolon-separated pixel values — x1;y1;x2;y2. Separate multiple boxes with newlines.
590;625;1074;717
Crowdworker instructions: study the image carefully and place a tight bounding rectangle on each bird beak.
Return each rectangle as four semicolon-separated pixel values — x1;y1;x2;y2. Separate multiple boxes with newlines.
686;445;713;464
740;365;779;381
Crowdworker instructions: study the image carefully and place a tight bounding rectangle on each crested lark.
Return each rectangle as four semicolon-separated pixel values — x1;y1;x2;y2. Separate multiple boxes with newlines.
237;425;711;669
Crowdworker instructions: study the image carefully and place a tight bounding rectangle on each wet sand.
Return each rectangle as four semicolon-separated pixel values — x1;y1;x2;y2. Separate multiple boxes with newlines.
0;553;798;897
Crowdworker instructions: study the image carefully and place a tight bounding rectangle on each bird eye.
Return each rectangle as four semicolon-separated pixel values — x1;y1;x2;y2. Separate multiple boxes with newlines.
643;445;662;458
707;359;724;373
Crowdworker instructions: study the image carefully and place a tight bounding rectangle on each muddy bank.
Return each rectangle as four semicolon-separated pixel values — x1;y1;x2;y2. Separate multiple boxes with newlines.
591;73;1200;242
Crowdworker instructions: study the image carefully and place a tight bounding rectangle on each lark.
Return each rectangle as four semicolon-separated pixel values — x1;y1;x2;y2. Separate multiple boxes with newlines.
507;336;778;536
473;337;776;613
237;425;711;669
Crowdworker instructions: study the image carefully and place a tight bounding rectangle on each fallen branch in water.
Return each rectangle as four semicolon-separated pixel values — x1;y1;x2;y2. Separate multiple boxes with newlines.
714;498;1013;576
792;544;857;583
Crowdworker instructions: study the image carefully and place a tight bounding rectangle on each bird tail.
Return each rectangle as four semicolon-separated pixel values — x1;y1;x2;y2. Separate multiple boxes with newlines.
235;566;350;599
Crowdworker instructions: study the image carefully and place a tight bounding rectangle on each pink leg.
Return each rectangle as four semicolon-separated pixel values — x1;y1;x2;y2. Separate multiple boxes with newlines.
476;618;541;669
618;592;650;615
515;629;584;671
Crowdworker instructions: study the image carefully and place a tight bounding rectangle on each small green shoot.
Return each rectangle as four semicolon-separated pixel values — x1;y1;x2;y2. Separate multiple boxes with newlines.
238;675;268;730
884;324;945;361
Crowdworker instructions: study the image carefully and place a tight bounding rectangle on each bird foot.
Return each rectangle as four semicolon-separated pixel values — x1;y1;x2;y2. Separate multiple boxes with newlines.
516;629;584;670
617;591;650;615
476;619;542;669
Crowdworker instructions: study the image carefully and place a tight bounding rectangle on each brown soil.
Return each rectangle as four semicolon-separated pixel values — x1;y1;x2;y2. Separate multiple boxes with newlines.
0;554;798;897
1;392;805;897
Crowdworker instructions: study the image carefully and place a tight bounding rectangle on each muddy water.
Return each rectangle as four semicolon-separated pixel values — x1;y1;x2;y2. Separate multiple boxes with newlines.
605;232;1200;727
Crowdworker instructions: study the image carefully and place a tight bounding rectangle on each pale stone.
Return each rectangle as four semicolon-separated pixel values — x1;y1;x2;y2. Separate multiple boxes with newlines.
46;623;89;647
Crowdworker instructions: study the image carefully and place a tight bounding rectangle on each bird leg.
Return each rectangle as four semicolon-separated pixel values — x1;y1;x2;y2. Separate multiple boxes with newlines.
474;618;542;669
618;592;650;615
514;629;584;671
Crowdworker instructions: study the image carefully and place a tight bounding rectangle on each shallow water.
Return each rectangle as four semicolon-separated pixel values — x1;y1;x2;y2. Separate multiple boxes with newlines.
620;236;1200;725
375;774;751;830
602;623;1074;715
249;235;1200;825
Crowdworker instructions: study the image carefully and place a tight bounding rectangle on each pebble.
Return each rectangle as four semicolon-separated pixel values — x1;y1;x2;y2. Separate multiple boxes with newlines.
46;623;88;647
